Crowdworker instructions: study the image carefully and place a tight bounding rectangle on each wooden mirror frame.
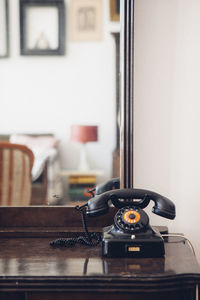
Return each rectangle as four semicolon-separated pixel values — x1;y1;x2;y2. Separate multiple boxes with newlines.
0;0;134;231
120;0;134;189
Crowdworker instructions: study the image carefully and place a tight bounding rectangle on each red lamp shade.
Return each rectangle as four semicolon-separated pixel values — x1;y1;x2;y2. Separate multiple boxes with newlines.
70;125;98;144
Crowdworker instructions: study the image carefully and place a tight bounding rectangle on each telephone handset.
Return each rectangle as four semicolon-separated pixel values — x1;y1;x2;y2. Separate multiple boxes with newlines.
95;177;120;195
87;188;175;220
86;188;175;258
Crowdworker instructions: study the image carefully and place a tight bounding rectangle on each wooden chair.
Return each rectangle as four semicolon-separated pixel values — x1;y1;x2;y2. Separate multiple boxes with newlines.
0;142;34;206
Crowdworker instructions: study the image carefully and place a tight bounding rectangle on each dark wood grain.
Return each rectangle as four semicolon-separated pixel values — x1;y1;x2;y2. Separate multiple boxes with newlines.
0;294;25;300
0;226;168;238
25;290;194;300
0;236;199;294
0;206;118;227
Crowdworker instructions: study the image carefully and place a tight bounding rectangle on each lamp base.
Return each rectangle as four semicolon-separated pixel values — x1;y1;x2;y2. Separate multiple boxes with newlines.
78;144;90;171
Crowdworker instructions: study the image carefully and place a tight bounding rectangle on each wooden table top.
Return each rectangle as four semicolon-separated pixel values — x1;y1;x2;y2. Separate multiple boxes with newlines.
0;235;200;292
0;207;199;292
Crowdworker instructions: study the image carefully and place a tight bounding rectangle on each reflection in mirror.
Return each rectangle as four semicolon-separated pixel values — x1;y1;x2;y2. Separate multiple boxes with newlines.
0;0;9;58
0;0;120;206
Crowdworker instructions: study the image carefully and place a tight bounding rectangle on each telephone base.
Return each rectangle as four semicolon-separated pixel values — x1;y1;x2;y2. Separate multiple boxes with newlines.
102;226;165;258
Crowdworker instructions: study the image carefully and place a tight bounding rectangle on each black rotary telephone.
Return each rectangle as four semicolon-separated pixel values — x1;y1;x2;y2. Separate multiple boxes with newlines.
51;179;175;258
86;187;175;258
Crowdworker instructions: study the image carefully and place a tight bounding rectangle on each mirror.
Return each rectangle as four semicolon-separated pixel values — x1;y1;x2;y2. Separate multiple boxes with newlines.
0;0;120;206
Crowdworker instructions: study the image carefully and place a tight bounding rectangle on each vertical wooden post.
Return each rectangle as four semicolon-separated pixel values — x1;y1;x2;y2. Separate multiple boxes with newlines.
120;0;134;188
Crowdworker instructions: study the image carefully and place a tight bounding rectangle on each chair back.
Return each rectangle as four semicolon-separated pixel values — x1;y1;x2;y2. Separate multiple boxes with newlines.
0;142;34;206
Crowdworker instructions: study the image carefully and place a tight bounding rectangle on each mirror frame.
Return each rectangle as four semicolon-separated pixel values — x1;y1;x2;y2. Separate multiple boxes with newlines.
120;0;134;189
0;0;134;229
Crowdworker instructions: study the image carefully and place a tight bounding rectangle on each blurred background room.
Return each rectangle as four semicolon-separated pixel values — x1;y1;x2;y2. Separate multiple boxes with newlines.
0;0;120;206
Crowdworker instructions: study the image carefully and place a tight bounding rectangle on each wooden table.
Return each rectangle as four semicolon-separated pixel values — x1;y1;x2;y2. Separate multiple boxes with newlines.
0;207;199;299
0;232;200;300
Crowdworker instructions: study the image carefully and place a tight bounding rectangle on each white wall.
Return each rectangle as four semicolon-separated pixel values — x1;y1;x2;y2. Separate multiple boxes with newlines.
0;0;117;181
134;0;200;262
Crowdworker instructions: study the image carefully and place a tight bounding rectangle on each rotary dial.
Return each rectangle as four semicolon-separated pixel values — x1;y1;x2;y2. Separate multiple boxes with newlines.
123;210;141;224
114;206;149;233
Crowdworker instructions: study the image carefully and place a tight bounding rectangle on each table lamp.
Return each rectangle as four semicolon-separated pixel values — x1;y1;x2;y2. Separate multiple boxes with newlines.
70;125;98;171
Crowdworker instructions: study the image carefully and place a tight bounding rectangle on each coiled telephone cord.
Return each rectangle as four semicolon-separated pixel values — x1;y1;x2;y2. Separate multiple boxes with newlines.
50;204;102;247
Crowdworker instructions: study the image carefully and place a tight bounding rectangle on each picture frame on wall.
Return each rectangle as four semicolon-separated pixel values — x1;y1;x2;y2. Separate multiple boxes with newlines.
20;0;65;55
0;0;9;58
110;0;120;22
70;0;102;42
